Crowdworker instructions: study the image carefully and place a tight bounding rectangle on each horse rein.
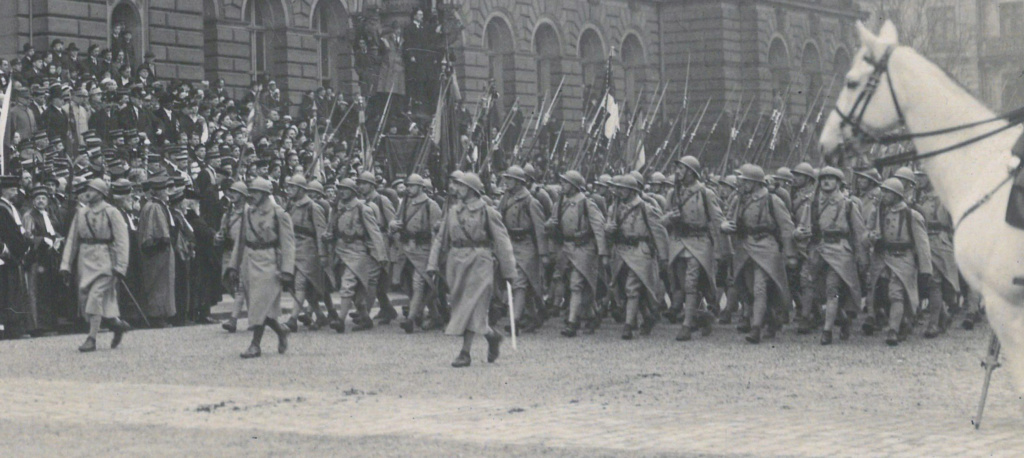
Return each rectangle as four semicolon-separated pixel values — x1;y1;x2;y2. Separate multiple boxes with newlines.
834;47;906;146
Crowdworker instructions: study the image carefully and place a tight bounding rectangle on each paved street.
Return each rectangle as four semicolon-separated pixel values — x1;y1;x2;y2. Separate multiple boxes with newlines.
0;295;1021;457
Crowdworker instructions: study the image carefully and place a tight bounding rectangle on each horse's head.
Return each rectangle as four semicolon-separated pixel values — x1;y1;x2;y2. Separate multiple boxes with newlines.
819;20;904;166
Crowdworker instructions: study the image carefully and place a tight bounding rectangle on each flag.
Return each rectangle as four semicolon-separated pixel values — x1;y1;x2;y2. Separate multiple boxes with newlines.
0;77;11;174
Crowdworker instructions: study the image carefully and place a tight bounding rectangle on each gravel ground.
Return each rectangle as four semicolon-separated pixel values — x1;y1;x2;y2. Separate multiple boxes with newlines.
0;307;1018;456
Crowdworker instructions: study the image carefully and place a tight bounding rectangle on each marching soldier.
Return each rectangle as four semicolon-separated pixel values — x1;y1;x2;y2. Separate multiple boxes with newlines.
139;175;176;327
721;164;796;344
306;180;340;327
499;166;549;333
789;162;817;326
326;178;388;333
545;170;606;337
59;179;131;352
865;178;932;346
428;172;514;367
662;156;724;341
915;172;958;338
715;175;741;326
391;174;443;333
224;178;294;358
217;180;248;333
605;174;669;340
356;171;399;324
284;175;329;331
794;167;867;344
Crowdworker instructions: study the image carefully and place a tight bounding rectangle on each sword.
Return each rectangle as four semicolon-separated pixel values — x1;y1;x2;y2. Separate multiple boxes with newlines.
973;332;1001;429
117;276;151;328
506;281;517;350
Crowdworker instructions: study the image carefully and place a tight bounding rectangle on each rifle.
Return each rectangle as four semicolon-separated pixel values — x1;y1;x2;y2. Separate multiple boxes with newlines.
662;98;710;171
696;101;726;160
973;332;1001;429
719;95;754;175
642;106;685;173
798;73;841;160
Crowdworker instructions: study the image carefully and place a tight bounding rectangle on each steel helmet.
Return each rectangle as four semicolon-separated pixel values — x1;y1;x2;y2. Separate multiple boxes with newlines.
229;180;249;197
406;173;428;188
249;177;273;194
457;172;486;195
818;166;845;182
559;170;586;192
792;162;816;179
649;171;668;185
337;178;359;193
628;170;644;186
676;155;701;177
774;167;794;182
879;178;905;197
307;180;325;196
522;163;539;181
737;164;766;183
502;165;529;183
853;168;882;184
286;174;308;190
894;167;916;184
85;178;109;197
612;174;642;193
596;174;613;188
356;171;377;185
720;174;739;189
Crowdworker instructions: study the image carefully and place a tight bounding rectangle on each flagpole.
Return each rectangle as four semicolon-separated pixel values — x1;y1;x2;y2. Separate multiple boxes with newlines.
0;78;11;175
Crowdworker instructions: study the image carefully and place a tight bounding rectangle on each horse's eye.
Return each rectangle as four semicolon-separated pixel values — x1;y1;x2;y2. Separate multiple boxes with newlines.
846;80;859;90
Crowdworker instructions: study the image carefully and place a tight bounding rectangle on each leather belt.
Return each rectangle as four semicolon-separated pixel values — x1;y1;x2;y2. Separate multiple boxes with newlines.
245;240;279;250
80;238;113;245
451;240;489;248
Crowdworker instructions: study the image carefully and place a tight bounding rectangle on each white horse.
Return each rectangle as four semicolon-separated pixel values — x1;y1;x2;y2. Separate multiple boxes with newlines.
819;20;1024;395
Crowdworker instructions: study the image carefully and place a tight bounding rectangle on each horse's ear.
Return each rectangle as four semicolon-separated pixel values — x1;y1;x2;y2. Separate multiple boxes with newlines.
878;20;900;46
856;21;879;56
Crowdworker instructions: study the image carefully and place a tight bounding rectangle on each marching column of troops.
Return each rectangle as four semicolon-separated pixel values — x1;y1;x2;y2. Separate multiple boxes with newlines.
0;152;985;365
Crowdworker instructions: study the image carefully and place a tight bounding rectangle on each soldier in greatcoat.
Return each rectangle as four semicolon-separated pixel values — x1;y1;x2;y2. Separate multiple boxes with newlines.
357;171;399;324
794;167;867;345
721;164;797;344
788;162;816;325
283;175;329;331
326;178;388;333
914;172;958;338
662;156;724;341
306;180;340;327
224;178;294;358
138;175;176;327
715;175;742;326
605;174;669;340
428;172;514;368
545;170;606;337
59;179;130;352
391;174;443;334
865;178;932;346
498;166;549;332
216;180;248;333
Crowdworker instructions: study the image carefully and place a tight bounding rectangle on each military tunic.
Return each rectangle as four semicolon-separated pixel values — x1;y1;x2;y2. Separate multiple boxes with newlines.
797;190;867;310
547;192;607;295
916;191;959;291
60;202;130;318
867;202;932;312
663;182;724;295
288;196;328;298
227;197;295;325
606;195;669;303
428;197;516;336
392;193;443;288
730;188;796;307
328;198;388;300
498;187;548;296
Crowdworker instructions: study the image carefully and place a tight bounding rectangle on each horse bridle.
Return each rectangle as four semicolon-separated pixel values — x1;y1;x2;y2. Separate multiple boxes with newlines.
833;46;906;146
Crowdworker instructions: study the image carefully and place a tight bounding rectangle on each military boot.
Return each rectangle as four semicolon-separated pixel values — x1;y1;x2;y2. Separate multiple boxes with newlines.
885;328;899;346
621;324;635;340
285;317;299;333
222;317;238;333
110;319;130;349
675;325;692;342
745;327;761;344
561;321;578;338
78;337;96;353
820;330;833;346
485;332;503;363
400;318;416;334
451;351;471;368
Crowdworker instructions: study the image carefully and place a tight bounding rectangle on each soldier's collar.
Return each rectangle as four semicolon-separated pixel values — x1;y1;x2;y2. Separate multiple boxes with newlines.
408;193;427;204
463;197;485;210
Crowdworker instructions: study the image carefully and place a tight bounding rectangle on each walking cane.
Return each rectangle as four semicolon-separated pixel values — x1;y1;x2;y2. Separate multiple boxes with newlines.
118;277;151;328
506;281;517;350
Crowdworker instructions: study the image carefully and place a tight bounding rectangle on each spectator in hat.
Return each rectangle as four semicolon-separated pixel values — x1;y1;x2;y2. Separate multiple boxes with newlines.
139;51;157;80
6;83;37;146
22;184;63;336
139;174;176;327
39;87;71;154
69;87;92;147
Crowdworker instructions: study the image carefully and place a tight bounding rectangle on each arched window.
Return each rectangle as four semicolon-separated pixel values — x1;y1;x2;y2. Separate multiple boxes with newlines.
768;38;790;98
312;0;353;92
534;24;561;117
579;29;604;88
485;17;516;113
245;0;285;81
111;1;143;68
621;34;645;112
801;43;822;114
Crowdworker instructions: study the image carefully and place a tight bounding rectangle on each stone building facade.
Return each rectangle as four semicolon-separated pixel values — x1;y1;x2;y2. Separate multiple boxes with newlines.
977;0;1024;111
1;0;861;163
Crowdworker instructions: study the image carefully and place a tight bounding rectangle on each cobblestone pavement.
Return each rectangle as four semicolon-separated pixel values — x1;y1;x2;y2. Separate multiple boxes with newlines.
1;298;1021;456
